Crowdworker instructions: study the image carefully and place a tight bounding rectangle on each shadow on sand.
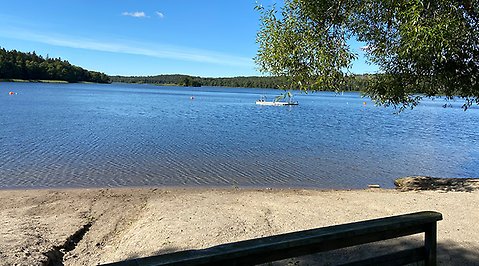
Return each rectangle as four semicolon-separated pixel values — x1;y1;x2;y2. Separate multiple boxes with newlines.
268;237;479;266
117;236;478;266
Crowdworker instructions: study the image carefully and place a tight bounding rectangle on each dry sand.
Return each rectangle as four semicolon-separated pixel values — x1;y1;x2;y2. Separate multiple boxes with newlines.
0;187;478;265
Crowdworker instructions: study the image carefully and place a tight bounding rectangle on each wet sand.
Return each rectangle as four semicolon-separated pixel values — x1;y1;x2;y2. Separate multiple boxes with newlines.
1;187;478;265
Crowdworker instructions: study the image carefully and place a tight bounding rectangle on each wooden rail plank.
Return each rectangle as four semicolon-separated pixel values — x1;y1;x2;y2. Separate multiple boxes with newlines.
102;211;442;266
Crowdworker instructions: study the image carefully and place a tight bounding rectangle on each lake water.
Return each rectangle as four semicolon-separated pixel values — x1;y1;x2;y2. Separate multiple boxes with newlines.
0;82;478;189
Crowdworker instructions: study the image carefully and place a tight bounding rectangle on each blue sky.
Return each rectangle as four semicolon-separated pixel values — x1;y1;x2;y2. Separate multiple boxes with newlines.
0;0;378;77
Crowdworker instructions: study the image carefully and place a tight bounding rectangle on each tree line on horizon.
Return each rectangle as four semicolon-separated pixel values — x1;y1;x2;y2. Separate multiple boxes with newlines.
0;47;373;91
110;74;373;91
110;74;286;89
0;48;110;83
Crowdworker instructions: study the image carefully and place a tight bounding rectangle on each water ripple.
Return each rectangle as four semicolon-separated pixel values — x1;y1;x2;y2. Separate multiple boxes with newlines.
0;83;478;189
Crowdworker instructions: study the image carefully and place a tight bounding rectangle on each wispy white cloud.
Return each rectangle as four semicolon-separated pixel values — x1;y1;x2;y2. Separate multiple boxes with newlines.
156;11;164;19
122;11;148;18
0;27;253;68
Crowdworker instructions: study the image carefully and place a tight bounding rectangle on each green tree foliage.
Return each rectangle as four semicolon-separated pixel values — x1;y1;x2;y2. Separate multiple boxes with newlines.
255;1;356;92
0;47;110;83
256;0;479;110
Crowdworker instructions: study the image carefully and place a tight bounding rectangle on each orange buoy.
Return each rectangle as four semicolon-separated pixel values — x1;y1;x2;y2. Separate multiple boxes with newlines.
8;91;15;95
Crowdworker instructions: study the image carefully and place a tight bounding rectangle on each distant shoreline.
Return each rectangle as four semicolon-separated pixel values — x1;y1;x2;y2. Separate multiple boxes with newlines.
1;79;364;92
109;73;370;91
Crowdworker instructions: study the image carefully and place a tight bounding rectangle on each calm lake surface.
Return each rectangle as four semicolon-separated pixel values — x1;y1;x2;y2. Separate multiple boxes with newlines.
0;82;478;189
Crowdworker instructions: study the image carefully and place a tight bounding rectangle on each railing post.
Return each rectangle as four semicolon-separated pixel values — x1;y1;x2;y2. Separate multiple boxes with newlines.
424;222;437;266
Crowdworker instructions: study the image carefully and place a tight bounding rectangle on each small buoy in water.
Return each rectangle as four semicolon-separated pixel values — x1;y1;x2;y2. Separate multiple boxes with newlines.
190;96;195;100
8;91;15;95
363;101;367;105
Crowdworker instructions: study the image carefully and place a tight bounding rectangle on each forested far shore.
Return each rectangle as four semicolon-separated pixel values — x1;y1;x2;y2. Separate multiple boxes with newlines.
0;47;373;90
110;74;373;91
110;74;285;89
0;48;110;83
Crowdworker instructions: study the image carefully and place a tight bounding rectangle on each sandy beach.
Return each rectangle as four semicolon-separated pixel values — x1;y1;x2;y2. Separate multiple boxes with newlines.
1;187;478;265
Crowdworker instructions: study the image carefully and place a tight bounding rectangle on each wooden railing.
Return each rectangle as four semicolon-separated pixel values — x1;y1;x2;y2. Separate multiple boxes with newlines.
102;211;442;266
